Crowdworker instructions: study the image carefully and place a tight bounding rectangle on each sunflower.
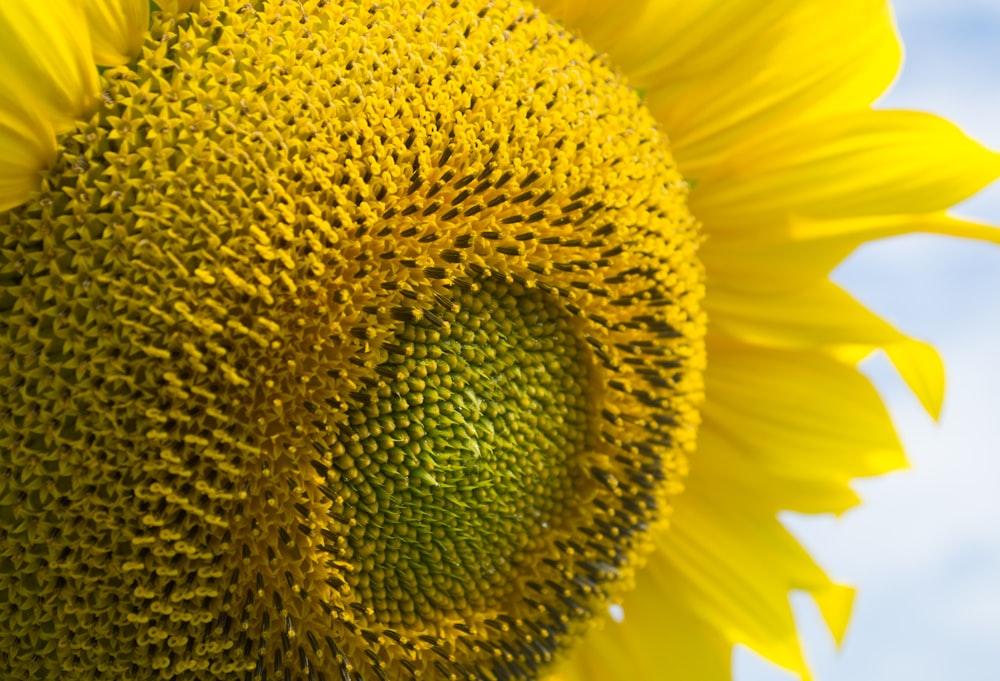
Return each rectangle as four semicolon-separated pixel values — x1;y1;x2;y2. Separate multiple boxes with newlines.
0;1;996;680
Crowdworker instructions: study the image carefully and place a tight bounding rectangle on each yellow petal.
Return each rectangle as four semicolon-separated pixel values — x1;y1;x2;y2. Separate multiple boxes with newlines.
658;463;860;676
0;2;99;132
707;280;946;418
557;561;732;681
703;339;907;490
813;583;855;647
536;0;651;53
86;0;150;66
646;0;900;178
558;0;803;85
630;341;897;676
0;1;99;210
704;214;1000;294
154;0;200;13
885;339;945;418
0;104;57;212
709;279;906;349
692;110;1000;232
834;337;946;419
697;426;865;518
651;490;815;677
683;429;858;657
790;211;1000;244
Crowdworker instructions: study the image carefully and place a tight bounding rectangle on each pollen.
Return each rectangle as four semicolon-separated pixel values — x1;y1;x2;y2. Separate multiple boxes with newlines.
0;1;705;679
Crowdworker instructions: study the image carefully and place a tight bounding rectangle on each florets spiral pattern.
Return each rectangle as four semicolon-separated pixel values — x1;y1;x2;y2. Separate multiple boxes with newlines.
0;1;705;679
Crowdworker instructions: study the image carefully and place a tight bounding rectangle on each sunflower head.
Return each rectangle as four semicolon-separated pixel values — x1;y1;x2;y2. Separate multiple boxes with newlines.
0;1;704;678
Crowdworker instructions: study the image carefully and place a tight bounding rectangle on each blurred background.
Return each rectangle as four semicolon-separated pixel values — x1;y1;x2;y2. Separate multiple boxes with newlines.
735;1;1000;679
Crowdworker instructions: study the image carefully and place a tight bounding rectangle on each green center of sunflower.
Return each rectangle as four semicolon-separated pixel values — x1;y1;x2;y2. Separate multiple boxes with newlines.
339;281;591;627
0;1;705;679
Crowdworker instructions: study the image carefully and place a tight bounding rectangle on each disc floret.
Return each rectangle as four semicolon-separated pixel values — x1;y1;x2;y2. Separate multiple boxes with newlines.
0;1;705;678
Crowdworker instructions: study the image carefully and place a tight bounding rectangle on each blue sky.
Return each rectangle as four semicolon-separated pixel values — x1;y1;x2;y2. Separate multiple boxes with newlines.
735;1;1000;680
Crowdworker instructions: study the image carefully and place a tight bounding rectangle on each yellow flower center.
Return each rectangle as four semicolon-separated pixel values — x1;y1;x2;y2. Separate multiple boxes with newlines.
0;1;705;679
